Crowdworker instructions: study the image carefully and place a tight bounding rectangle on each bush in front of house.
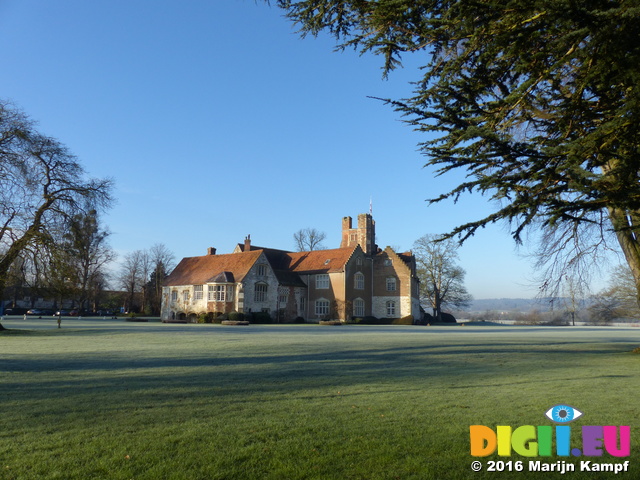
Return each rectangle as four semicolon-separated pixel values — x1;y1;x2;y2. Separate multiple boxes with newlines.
353;316;381;325
392;315;414;325
228;312;245;322
246;311;272;324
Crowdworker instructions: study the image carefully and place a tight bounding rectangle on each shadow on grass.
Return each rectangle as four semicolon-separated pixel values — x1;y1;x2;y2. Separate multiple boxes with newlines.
3;339;637;413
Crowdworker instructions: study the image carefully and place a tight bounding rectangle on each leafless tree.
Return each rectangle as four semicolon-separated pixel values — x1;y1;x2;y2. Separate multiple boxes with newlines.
147;243;175;314
293;228;327;251
413;234;472;321
0;101;112;328
118;250;146;313
530;213;620;300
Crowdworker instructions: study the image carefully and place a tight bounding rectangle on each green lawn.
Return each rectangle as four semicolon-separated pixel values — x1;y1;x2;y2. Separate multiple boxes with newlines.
1;318;639;479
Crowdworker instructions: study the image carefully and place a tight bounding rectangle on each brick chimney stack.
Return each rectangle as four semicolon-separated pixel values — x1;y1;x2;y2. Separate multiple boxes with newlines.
340;216;352;249
207;247;216;255
244;234;251;252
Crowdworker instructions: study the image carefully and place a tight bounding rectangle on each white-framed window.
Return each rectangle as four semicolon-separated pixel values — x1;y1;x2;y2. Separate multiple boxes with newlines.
384;259;392;266
316;274;330;289
171;291;178;302
208;285;231;302
315;298;330;316
356;257;363;266
386;300;396;317
353;298;365;317
257;264;267;276
354;272;365;290
194;285;203;300
182;290;189;302
300;296;306;313
255;283;268;302
386;277;397;291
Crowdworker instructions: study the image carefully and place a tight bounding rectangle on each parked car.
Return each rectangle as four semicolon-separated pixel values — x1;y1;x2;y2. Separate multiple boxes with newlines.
27;309;53;315
55;310;71;316
3;307;28;315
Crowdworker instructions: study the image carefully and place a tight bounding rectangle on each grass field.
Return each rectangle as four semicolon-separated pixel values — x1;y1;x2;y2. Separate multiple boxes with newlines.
1;318;639;479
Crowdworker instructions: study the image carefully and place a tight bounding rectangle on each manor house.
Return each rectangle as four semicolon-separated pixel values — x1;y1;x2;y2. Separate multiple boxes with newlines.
161;214;421;322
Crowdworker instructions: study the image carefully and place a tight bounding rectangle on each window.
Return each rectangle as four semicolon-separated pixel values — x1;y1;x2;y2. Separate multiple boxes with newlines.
182;290;189;302
171;291;178;302
208;285;230;302
353;298;365;317
316;274;330;289
386;301;396;317
315;299;330;316
356;257;363;266
300;296;306;313
384;259;392;266
354;272;365;290
386;277;397;291
257;264;267;276
278;288;288;306
194;285;203;300
255;283;268;302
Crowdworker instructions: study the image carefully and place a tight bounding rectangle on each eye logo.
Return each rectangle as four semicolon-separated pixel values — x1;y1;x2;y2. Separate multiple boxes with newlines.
545;405;583;423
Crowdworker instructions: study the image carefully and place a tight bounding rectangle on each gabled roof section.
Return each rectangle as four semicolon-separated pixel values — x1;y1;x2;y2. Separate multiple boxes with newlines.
209;271;235;283
381;246;417;275
164;250;263;286
283;246;360;274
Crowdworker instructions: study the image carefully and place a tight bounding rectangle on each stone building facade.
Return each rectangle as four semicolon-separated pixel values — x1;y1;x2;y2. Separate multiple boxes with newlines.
161;213;421;323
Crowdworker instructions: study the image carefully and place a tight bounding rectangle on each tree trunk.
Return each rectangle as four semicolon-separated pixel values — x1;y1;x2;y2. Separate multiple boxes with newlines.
433;282;442;322
0;278;6;330
607;206;640;308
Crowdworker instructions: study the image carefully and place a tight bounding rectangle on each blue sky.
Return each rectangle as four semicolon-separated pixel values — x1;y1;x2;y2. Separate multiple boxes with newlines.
0;0;589;299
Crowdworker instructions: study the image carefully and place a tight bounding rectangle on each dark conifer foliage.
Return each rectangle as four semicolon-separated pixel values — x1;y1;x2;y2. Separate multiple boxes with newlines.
274;0;640;301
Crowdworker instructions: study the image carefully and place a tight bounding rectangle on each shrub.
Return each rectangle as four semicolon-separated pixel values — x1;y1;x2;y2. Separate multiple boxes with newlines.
248;311;272;324
294;316;305;324
228;312;245;322
392;315;414;325
354;316;383;325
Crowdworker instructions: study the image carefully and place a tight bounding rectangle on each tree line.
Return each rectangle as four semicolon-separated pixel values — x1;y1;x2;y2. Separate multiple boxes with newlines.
0;101;176;326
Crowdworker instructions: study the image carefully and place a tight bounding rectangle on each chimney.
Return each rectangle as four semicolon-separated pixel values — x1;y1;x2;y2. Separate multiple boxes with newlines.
244;234;251;251
340;216;352;249
207;247;216;255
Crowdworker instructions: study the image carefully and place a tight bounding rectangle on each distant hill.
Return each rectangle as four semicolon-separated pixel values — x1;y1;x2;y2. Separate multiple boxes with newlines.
466;298;563;313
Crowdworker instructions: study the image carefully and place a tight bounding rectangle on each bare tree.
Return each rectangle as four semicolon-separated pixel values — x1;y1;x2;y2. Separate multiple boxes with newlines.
531;213;619;300
413;234;472;321
147;243;175;314
118;250;145;313
0;101;112;328
294;228;327;252
60;210;115;311
590;265;640;322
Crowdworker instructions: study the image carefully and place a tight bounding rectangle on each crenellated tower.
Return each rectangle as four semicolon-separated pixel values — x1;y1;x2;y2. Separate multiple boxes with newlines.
340;213;377;255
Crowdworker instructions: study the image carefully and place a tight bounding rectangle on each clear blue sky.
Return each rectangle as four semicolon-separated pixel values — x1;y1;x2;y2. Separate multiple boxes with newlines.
0;0;593;299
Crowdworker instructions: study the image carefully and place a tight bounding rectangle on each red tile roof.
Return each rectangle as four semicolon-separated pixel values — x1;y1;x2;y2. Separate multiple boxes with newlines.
282;247;358;274
164;250;263;286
